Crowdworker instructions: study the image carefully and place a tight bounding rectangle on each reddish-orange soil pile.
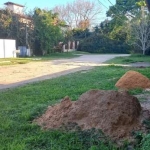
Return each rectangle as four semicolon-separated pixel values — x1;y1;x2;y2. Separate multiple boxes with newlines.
35;90;142;139
115;71;150;90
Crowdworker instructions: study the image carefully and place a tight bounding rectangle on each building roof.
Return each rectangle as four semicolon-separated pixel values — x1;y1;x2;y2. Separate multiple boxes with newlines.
4;2;24;7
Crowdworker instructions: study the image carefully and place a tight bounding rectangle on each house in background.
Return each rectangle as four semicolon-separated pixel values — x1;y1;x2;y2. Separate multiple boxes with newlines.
4;2;32;25
3;1;32;56
4;1;24;14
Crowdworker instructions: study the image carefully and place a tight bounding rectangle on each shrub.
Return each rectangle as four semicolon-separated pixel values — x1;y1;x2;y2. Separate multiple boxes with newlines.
140;134;150;150
77;34;131;54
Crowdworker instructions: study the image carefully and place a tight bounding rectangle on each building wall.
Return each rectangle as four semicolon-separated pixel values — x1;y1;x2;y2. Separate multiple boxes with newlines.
6;4;23;14
13;5;23;14
0;39;16;58
0;40;4;58
6;4;14;12
5;3;32;26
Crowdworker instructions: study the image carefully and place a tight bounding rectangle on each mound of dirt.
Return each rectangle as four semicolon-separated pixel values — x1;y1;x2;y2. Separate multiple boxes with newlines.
115;71;150;90
35;90;142;139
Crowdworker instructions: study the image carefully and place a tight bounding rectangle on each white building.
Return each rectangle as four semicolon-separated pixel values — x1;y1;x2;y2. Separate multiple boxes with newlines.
0;39;16;58
4;1;24;14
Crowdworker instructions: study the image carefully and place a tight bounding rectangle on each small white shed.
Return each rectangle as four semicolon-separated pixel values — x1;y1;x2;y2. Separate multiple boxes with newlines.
0;39;16;58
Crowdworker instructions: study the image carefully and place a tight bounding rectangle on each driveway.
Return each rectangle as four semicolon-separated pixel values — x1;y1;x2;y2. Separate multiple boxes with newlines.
0;54;130;90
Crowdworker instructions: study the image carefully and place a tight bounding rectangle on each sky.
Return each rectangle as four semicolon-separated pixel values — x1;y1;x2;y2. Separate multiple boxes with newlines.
0;0;116;22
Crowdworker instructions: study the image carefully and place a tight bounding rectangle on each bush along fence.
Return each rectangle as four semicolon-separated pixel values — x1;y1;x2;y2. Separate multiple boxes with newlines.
77;35;131;54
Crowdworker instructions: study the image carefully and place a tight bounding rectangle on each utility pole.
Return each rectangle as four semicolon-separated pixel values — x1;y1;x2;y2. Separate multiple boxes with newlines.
25;24;28;48
25;23;31;56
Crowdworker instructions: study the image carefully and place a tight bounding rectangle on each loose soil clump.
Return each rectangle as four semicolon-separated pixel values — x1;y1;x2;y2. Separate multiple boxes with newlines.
35;90;142;140
115;71;150;90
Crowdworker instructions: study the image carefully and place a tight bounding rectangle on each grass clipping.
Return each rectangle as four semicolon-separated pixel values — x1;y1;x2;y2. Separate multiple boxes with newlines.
115;70;150;90
35;90;143;140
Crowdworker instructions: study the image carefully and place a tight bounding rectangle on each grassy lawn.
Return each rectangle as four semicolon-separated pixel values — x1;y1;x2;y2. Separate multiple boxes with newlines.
106;54;150;64
0;65;150;150
0;58;32;66
0;51;88;66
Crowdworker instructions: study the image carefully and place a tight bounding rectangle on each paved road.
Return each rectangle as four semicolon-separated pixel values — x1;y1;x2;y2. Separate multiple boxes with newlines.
0;54;130;90
52;54;130;65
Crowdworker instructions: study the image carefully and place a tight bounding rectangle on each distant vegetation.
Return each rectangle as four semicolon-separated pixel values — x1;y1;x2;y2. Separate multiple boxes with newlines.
0;0;150;56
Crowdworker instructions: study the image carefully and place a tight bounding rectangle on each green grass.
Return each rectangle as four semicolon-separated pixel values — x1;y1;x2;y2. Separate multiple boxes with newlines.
0;66;150;150
0;51;87;66
106;54;150;64
0;58;32;66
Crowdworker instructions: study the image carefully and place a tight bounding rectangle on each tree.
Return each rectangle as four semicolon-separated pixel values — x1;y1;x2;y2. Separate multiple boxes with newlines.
131;17;150;55
78;20;90;30
32;8;64;55
0;9;12;37
104;0;147;53
0;8;33;47
53;0;102;29
107;0;142;18
0;7;64;55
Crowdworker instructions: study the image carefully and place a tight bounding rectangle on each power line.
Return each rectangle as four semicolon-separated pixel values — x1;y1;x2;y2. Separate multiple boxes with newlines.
107;0;135;18
97;0;109;10
107;0;122;15
107;0;114;6
97;0;124;22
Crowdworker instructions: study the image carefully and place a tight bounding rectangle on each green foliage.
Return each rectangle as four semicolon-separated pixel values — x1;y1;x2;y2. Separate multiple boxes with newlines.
143;119;150;129
77;1;133;54
0;9;33;47
72;28;92;40
129;13;150;55
107;0;141;18
106;54;150;64
77;34;130;53
105;0;150;56
139;134;150;150
132;131;144;144
0;7;64;56
0;9;12;34
129;88;144;95
33;8;64;55
102;0;150;55
109;22;128;42
136;0;146;6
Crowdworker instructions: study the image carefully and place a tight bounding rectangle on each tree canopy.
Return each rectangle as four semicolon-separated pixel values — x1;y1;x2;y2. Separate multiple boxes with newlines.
0;7;64;55
53;0;102;29
107;0;142;18
32;8;63;55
